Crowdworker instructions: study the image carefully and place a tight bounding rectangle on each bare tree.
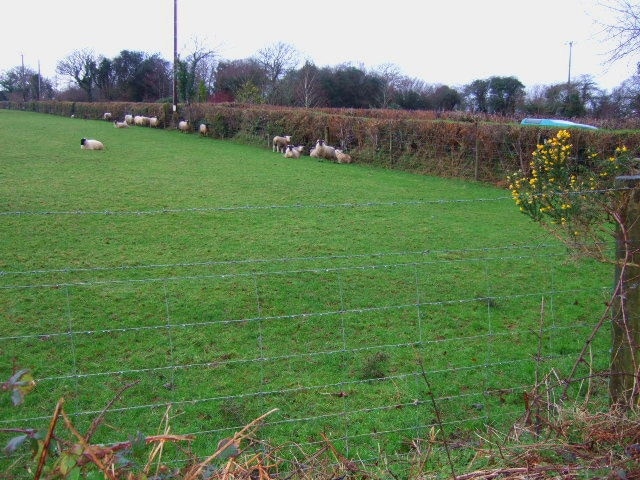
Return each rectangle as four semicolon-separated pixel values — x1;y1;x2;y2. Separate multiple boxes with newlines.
372;63;403;108
293;61;323;108
178;37;217;103
0;66;54;101
56;49;99;101
597;0;640;65
254;42;299;103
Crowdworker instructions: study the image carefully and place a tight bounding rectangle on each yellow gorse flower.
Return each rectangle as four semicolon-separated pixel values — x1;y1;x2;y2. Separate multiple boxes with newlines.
509;126;634;233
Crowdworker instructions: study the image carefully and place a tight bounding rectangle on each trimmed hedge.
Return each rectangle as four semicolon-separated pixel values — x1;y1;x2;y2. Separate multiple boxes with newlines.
3;101;639;185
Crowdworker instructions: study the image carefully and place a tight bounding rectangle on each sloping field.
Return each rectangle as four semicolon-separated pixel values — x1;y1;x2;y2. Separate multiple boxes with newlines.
0;110;612;476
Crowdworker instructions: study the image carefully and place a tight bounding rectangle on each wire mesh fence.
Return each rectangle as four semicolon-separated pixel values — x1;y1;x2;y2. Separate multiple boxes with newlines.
0;197;614;471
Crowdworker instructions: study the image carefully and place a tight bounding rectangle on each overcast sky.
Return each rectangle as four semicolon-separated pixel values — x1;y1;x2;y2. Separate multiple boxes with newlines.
1;0;635;92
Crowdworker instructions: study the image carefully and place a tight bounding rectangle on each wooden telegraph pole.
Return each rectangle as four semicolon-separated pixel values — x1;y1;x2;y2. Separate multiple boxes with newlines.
172;0;178;124
611;175;640;409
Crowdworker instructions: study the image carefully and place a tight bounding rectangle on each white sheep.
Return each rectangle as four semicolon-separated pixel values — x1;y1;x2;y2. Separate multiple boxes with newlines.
124;114;133;125
310;140;322;158
134;115;144;126
199;123;210;136
80;138;104;150
312;139;337;161
149;116;159;127
335;149;353;164
103;112;112;121
178;120;191;133
272;135;291;153
284;145;305;159
113;120;129;128
322;144;338;161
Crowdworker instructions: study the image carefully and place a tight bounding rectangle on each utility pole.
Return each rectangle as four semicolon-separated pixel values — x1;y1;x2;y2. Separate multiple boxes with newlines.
172;0;178;114
567;41;573;87
21;53;26;101
37;60;41;100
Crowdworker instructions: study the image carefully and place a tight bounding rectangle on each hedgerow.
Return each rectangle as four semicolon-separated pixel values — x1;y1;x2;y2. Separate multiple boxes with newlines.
2;101;639;186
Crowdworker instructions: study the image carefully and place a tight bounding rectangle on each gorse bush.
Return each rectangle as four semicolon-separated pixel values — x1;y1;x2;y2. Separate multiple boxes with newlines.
508;129;636;260
507;128;640;410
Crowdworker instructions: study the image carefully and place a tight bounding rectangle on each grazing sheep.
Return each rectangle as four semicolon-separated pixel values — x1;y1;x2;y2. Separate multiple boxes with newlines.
284;145;304;159
335;149;353;164
149;116;159;127
80;138;104;150
103;112;112;121
199;123;210;136
133;115;151;126
272;135;291;153
178;120;191;133
134;115;151;126
113;120;129;128
124;114;133;125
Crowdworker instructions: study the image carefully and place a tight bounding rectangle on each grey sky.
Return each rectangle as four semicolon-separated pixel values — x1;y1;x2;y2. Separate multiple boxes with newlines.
1;0;634;92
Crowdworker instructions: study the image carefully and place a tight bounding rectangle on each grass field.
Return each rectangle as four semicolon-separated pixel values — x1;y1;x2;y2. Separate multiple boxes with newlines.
0;109;614;476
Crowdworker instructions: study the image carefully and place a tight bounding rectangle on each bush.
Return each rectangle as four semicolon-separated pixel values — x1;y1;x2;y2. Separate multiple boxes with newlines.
508;128;637;259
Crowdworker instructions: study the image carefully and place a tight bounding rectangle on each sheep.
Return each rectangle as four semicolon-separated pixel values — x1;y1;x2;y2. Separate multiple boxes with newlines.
335;149;353;164
103;112;112;121
178;120;191;133
149;116;159;128
310;140;322;158
124;114;133;125
133;115;151;126
199;123;210;136
312;139;337;161
113;120;129;128
284;144;304;159
80;138;104;150
321;144;338;161
272;135;291;153
135;115;151;126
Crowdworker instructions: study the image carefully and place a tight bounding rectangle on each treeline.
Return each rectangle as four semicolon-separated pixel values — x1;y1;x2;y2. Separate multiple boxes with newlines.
1;43;640;120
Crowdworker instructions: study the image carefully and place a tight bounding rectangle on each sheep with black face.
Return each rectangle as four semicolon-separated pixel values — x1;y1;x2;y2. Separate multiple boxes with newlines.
284;144;304;158
311;139;337;161
80;138;104;150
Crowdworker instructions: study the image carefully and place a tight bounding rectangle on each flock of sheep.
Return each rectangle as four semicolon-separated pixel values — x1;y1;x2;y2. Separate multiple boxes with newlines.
80;114;353;164
80;112;161;150
108;113;160;128
273;135;353;163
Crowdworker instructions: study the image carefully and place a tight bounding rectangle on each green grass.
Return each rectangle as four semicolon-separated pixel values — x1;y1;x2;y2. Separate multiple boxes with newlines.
0;110;613;475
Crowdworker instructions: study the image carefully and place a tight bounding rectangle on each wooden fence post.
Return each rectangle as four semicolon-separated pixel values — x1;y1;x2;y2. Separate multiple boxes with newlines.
611;175;640;409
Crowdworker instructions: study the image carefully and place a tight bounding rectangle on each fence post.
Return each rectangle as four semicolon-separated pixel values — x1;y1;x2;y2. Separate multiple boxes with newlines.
611;175;640;409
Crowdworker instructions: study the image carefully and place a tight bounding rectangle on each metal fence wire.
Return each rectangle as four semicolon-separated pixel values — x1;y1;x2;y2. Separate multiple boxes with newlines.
0;197;613;468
